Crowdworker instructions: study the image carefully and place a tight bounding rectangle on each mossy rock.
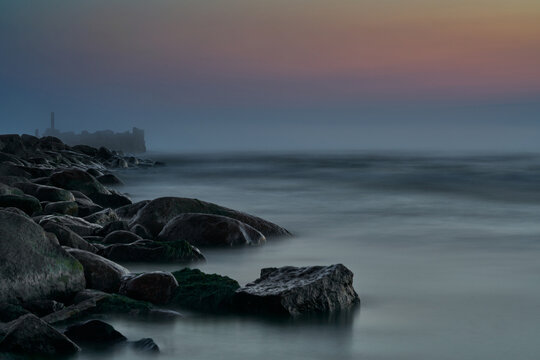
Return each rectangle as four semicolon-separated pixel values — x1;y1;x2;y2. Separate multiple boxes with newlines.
171;268;240;313
85;294;153;316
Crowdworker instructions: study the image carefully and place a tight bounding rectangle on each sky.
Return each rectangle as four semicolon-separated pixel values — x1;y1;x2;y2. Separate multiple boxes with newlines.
0;0;539;152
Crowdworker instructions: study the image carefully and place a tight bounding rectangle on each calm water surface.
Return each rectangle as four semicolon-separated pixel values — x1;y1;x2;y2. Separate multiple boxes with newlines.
80;152;540;360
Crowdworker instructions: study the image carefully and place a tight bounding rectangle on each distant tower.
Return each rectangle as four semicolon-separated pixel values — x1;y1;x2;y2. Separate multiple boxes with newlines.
50;112;55;130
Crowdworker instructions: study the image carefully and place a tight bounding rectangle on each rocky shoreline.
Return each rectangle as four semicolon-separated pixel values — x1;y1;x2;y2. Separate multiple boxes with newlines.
0;134;360;357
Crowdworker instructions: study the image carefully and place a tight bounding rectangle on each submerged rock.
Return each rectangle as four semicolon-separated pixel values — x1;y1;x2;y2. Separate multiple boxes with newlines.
130;197;290;238
119;271;178;304
131;338;160;352
66;248;129;293
64;319;126;346
157;213;266;247
99;239;205;263
171;268;240;313
234;264;360;316
0;314;80;355
0;210;85;304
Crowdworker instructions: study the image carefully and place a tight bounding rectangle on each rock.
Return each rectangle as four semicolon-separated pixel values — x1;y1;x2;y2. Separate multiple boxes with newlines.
0;206;30;218
13;182;75;202
97;146;113;160
0;163;31;178
0;183;24;196
131;338;159;352
0;194;41;215
157;213;266;247
39;214;102;236
102;230;142;245
73;145;99;157
41;222;98;252
0;210;85;304
0;314;80;355
130;197;289;238
73;192;103;217
97;173;123;185
21;299;64;317
20;134;39;148
0;175;30;186
0;303;30;323
66;248;129;293
95;220;130;237
99;239;205;263
234;264;360;316
64;319;126;345
73;289;111;304
119;271;178;304
83;207;119;225
131;223;152;239
42;291;111;325
0;134;26;156
171;268;240;313
44;200;78;216
116;200;150;220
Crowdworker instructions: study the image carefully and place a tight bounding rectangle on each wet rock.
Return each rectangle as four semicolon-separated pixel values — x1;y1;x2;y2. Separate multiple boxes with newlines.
171;268;240;313
0;210;85;304
158;213;266;247
95;220;130;237
83;207;119;225
99;239;205;263
97;173;123;185
102;230;142;245
66;248;129;293
0;183;24;195
73;192;104;217
0;314;80;355
0;194;41;215
130;197;289;238
64;319;126;345
41;222;98;252
21;299;64;317
119;271;178;304
13;182;75;202
116;200;150;220
131;223;152;239
0;175;30;186
44;200;78;216
234;264;360;316
131;338;159;352
39;214;102;236
73;289;111;304
0;206;30;218
0;303;30;322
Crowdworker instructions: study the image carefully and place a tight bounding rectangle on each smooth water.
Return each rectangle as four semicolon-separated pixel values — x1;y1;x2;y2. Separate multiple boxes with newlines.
83;152;540;360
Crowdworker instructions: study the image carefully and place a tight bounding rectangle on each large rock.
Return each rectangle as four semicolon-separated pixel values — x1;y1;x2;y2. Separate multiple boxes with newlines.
0;194;41;215
64;319;126;346
0;314;80;355
234;264;360;316
158;213;266;247
0;183;24;196
98;239;205;263
116;200;150;220
41;222;98;252
97;173;123;185
66;249;129;293
130;197;289;238
0;134;26;156
13;182;75;202
102;230;142;245
44;200;78;216
119;271;178;304
0;210;85;304
95;220;130;237
39;214;102;236
83;207;119;225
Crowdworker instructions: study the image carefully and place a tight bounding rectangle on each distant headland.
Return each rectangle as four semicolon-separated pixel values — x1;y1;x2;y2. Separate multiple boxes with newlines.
40;112;146;154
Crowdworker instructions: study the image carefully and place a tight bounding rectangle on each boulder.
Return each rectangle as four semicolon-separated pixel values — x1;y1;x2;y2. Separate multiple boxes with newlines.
0;314;80;355
0;134;26;156
0;194;41;215
39;214;102;236
0;175;30;186
0;183;24;196
116;200;150;220
42;222;97;252
157;213;266;247
131;338;159;352
0;303;30;323
66;249;129;293
171;268;240;313
119;271;178;304
0;206;30;218
102;230;142;245
95;220;130;237
99;239;205;264
13;182;75;202
83;207;119;225
21;299;64;317
64;319;126;345
0;210;85;304
97;173;123;185
234;264;360;316
130;197;289;238
130;223;152;239
44;200;78;216
0;163;31;178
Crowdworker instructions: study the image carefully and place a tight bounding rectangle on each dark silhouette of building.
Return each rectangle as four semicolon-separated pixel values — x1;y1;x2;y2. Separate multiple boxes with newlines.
42;112;146;153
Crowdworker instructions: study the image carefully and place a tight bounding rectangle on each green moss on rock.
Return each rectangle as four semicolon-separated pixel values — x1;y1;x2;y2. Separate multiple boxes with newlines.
94;294;153;315
171;268;240;313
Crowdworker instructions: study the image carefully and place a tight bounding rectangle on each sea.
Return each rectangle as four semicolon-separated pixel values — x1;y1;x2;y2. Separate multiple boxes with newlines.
77;151;540;360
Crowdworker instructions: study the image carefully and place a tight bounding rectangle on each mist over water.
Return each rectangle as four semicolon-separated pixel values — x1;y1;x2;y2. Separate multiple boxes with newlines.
80;152;540;360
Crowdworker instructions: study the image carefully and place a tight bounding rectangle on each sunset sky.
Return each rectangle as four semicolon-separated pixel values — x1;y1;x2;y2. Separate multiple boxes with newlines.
1;0;539;151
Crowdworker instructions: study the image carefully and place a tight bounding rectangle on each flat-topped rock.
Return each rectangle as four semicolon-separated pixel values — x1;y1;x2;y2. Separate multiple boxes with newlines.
234;264;360;316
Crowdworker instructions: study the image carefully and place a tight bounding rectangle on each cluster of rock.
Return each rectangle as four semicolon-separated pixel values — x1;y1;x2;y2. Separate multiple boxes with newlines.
0;133;359;357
